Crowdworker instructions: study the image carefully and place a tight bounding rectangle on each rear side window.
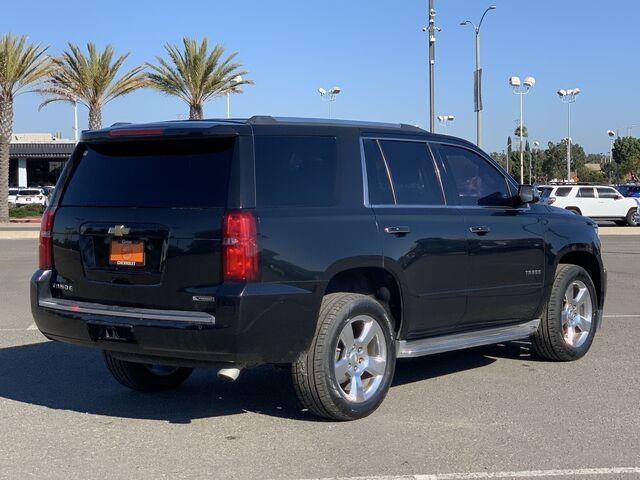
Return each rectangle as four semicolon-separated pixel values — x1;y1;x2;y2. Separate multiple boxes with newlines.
363;139;395;205
61;139;234;208
577;187;595;198
255;136;337;207
437;145;512;207
555;187;572;197
597;188;618;199
377;140;444;205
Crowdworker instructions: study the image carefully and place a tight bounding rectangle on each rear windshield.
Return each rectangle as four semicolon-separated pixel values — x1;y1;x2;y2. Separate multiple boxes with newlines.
19;190;41;196
61;139;234;208
8;189;18;195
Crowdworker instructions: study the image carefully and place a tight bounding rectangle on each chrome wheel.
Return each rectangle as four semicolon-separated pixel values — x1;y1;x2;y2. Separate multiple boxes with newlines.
562;280;593;348
334;315;387;403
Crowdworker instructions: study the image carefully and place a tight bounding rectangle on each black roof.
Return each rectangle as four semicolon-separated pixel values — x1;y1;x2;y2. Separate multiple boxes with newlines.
10;142;76;159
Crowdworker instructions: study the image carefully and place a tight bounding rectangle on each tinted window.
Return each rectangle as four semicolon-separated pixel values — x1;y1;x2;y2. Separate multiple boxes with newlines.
255;136;337;207
19;190;41;196
378;140;444;205
438;145;512;207
555;187;572;197
363;139;394;205
540;187;553;199
62;139;234;208
8;189;19;195
597;188;618;199
577;188;595;198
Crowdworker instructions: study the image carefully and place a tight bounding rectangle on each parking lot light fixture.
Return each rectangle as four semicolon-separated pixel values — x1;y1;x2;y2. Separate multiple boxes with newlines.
510;75;535;184
318;86;342;119
558;88;581;181
437;114;455;133
226;75;243;119
461;5;497;148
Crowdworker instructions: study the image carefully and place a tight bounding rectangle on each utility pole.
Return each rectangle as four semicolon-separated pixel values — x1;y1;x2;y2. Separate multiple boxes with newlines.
428;0;437;133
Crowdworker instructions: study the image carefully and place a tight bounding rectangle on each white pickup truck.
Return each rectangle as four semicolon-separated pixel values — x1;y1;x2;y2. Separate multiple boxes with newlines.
541;184;640;226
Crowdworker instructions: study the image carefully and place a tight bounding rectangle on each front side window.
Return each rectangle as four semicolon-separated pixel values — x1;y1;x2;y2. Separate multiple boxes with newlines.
437;145;513;207
255;136;337;207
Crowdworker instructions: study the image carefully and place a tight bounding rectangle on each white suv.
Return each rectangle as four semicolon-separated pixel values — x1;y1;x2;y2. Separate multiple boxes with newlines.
14;188;47;207
541;185;640;226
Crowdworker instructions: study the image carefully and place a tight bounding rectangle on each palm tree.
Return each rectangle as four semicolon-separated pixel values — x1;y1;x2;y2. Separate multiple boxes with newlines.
147;37;253;120
0;34;52;222
39;42;146;130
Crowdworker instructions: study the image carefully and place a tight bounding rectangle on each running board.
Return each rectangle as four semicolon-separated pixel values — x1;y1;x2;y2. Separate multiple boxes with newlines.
396;319;540;358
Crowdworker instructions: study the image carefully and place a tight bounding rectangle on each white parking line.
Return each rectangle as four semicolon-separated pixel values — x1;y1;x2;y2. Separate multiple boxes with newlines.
309;467;640;480
604;314;640;318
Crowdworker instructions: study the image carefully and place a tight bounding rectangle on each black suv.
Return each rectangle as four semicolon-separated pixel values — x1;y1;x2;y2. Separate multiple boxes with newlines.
31;117;606;420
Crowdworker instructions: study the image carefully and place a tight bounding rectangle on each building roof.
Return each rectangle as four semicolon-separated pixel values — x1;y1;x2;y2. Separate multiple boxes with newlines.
9;142;76;159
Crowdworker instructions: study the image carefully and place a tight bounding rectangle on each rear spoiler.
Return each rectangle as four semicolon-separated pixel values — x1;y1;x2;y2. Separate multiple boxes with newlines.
81;121;249;142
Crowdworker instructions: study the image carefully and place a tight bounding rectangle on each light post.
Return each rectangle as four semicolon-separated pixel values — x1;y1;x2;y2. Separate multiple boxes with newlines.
437;114;455;133
73;97;78;143
226;75;243;119
509;76;535;184
558;88;581;182
532;140;540;184
626;125;637;137
608;130;617;184
318;86;342;119
460;4;496;148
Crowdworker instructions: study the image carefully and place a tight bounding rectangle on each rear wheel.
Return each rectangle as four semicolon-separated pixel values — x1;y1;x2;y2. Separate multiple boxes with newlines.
292;293;396;421
103;351;193;391
626;208;639;226
531;264;597;361
566;207;581;215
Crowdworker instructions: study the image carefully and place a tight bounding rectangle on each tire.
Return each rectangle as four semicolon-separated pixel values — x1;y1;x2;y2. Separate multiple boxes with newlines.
531;264;598;361
292;293;396;421
626;208;639;227
103;351;193;391
566;207;581;215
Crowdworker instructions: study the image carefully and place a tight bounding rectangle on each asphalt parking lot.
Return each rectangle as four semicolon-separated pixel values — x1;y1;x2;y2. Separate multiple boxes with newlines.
0;237;639;480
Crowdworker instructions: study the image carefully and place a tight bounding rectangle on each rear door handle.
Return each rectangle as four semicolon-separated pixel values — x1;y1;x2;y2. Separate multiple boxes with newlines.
469;225;491;235
384;226;411;235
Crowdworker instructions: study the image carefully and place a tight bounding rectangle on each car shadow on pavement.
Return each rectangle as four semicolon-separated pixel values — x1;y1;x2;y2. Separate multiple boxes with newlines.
0;340;500;423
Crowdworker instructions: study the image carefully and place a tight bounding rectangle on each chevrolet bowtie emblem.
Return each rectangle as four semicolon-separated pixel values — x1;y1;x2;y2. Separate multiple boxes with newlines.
108;225;130;237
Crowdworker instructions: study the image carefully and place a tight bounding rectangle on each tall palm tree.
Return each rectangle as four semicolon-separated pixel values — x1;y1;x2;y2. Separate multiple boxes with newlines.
39;42;146;130
0;34;52;222
147;37;253;120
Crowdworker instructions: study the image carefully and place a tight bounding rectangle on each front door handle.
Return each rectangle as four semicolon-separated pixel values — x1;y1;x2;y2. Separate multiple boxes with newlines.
384;226;411;235
469;225;491;235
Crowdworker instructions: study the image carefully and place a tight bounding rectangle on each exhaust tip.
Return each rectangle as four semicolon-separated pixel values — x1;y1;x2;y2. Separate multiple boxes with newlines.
217;367;242;382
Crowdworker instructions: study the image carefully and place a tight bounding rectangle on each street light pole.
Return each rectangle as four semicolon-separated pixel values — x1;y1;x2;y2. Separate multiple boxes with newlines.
226;75;244;119
558;88;580;182
73;98;78;143
318;87;342;119
509;76;535;184
608;130;616;184
461;5;496;149
427;0;438;133
437;114;455;133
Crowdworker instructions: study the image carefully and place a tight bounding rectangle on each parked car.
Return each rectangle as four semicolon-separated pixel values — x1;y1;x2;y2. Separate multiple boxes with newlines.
8;188;20;204
616;184;640;198
541;184;640;226
31;117;607;420
15;188;47;207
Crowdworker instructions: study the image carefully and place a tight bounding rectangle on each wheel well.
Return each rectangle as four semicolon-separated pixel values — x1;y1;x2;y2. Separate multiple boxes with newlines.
566;207;581;214
325;267;402;334
558;251;602;307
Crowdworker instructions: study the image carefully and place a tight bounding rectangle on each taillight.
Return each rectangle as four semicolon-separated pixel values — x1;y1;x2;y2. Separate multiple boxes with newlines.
222;211;260;282
39;207;56;270
548;197;556;205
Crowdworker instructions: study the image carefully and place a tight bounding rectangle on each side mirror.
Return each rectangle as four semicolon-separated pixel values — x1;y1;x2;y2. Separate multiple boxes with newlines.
615;194;623;200
518;185;540;204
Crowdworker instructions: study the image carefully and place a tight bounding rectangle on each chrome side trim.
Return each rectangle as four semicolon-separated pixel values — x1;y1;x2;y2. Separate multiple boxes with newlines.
396;319;540;358
38;297;215;325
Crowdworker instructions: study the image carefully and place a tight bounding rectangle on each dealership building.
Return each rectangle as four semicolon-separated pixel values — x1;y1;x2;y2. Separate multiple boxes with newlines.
9;133;75;187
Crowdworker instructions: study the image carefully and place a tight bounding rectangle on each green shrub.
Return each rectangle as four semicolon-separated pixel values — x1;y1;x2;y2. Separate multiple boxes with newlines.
8;204;44;218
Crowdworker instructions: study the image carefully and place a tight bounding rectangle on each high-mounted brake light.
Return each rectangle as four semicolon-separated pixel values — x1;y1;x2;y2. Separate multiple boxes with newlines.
108;128;165;137
223;211;260;282
39;207;57;270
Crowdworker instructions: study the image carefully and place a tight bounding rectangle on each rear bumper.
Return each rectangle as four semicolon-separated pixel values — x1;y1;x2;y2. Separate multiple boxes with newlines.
31;270;321;367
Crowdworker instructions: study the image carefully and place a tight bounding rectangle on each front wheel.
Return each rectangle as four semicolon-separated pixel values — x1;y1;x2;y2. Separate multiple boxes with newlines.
103;351;193;391
292;293;396;421
626;208;639;226
531;264;598;361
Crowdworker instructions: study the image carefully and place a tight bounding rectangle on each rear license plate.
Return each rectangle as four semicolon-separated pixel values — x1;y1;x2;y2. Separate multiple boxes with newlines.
109;239;145;266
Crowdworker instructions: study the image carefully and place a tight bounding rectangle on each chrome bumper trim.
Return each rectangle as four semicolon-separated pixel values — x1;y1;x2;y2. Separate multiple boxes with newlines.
38;297;215;325
397;319;540;358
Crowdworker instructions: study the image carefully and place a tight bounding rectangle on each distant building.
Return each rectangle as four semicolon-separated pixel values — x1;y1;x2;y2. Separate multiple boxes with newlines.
9;133;75;187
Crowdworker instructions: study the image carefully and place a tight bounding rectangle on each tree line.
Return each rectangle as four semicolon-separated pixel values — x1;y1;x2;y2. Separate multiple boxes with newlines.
0;34;253;221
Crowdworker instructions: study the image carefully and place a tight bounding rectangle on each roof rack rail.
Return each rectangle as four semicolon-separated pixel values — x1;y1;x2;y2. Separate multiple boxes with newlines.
246;116;424;132
110;122;132;127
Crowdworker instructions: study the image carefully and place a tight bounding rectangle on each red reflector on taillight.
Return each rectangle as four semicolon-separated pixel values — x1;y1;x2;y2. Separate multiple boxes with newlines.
39;207;56;270
223;211;259;282
548;197;556;205
108;128;165;137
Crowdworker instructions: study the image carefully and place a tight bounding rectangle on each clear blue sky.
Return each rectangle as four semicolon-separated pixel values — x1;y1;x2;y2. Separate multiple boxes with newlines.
4;0;638;154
